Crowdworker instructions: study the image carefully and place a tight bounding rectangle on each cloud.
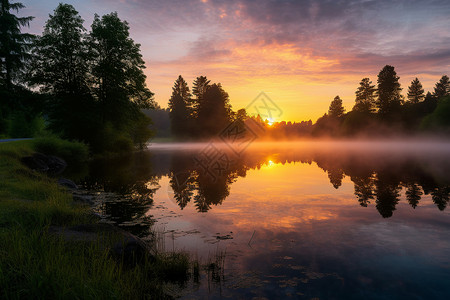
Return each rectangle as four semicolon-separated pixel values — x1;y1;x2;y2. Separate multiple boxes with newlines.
21;0;450;120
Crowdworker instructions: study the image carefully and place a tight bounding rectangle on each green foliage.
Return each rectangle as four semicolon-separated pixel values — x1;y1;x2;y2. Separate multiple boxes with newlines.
421;96;450;131
92;123;134;155
33;136;89;163
131;113;154;149
7;112;45;138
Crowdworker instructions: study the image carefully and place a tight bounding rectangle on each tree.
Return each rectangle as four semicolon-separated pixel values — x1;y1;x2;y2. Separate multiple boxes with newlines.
407;78;425;104
433;75;449;99
28;4;94;140
376;65;403;115
168;75;191;137
29;4;89;95
353;78;376;113
328;95;345;118
90;12;155;127
0;0;33;90
197;83;233;137
191;75;210;117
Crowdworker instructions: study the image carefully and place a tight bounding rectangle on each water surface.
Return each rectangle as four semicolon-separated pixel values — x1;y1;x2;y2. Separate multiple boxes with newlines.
79;141;450;299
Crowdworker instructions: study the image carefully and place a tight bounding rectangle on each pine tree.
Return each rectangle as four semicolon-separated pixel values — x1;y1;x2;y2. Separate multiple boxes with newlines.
0;0;34;90
328;95;345;118
192;76;210;117
376;65;403;115
433;75;449;99
353;78;376;113
407;78;425;104
168;75;191;137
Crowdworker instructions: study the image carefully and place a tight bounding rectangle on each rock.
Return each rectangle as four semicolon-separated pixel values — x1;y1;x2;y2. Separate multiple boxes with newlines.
21;153;67;175
21;153;49;172
58;178;78;189
46;155;67;175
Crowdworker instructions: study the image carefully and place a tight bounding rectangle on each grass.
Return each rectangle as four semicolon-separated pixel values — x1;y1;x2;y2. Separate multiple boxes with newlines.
0;139;194;299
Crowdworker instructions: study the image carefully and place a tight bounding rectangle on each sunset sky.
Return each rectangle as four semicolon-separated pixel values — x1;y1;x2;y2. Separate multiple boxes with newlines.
20;0;450;122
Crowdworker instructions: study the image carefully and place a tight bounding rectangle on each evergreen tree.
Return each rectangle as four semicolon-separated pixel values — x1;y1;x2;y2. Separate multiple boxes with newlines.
433;75;450;99
0;0;33;90
168;75;191;137
407;78;425;104
192;76;210;117
376;65;403;115
353;78;376;113
328;95;345;118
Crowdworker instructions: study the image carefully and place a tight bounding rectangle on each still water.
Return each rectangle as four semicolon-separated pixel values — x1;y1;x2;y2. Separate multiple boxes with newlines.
79;141;450;299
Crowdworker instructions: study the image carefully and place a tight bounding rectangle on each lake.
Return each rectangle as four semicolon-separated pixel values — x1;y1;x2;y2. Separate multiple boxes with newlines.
78;141;450;299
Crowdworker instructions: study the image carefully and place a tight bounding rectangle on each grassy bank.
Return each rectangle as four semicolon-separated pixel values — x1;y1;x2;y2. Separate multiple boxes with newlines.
0;140;191;299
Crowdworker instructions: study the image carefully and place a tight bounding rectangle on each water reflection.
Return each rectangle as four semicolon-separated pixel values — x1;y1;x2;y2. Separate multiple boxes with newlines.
78;142;450;298
79;152;160;237
79;142;450;235
162;143;450;217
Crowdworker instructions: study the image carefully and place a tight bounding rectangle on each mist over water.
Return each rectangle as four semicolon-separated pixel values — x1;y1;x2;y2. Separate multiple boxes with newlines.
78;140;450;299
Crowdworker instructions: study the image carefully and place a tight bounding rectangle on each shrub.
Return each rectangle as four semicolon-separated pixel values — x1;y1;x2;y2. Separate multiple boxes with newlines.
33;136;89;163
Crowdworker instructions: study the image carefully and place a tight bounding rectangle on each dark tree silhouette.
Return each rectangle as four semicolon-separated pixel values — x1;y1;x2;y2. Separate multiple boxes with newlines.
374;175;401;218
0;0;33;90
376;65;403;115
405;183;422;209
328;95;345;118
353;176;375;207
90;12;155;123
28;4;94;140
431;187;450;211
168;75;192;137
192;75;210;116
407;78;425;104
197;83;233;137
169;171;194;210
353;78;376;113
327;168;344;189
433;75;450;99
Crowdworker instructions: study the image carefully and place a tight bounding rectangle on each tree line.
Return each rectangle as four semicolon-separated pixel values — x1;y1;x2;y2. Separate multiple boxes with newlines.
1;2;155;153
166;66;450;140
313;65;450;137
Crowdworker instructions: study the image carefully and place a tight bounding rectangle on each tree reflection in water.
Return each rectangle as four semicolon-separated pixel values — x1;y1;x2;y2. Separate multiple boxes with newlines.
80;144;450;237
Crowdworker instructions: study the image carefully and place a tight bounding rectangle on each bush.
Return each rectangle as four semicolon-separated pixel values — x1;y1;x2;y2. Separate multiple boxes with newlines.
421;96;450;132
33;136;89;163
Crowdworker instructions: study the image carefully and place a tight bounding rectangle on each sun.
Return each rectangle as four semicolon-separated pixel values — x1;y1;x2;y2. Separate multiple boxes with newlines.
266;118;274;126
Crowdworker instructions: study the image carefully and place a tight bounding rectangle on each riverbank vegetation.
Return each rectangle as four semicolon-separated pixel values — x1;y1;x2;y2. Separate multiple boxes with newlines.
0;140;198;298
